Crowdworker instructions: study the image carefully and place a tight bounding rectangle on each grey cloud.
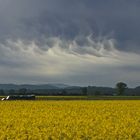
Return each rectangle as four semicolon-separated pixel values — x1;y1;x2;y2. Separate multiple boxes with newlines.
0;37;139;87
0;0;139;86
0;0;140;53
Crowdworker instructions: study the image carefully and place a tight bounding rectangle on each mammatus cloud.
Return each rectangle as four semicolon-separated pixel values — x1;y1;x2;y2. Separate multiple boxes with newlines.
0;36;139;87
0;0;140;52
0;0;140;86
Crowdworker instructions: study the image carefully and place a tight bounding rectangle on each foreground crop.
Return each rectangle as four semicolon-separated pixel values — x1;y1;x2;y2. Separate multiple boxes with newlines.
0;101;140;139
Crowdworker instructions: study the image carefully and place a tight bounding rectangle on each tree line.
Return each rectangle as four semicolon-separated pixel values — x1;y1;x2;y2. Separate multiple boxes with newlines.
0;82;134;96
82;82;128;96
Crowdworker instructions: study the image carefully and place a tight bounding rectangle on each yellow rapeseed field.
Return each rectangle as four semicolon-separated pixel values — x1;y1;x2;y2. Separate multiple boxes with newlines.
0;100;140;140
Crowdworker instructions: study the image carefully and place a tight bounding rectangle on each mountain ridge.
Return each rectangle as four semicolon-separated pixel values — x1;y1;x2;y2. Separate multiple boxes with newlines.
0;83;73;90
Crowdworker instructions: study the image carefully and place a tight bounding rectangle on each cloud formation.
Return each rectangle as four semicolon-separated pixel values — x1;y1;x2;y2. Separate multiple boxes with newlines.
0;0;140;51
0;36;139;87
0;0;139;86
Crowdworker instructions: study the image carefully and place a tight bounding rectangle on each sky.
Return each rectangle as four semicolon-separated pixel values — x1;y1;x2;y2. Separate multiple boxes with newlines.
0;0;140;87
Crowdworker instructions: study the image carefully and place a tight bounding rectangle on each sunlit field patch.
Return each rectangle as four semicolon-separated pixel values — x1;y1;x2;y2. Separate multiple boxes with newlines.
0;100;140;140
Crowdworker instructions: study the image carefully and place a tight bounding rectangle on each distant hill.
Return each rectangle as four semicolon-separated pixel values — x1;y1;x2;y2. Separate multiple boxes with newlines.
48;84;70;89
0;84;140;96
65;86;82;89
0;83;70;90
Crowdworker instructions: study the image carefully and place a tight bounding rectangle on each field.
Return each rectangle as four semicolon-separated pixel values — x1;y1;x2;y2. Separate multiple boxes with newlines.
37;96;140;100
2;96;140;101
0;100;140;140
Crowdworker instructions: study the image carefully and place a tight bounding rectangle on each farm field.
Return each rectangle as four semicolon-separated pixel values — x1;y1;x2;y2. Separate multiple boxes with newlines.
36;96;140;100
0;101;140;140
2;95;140;101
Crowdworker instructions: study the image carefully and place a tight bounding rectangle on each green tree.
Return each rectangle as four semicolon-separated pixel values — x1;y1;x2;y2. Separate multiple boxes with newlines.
9;89;15;95
0;89;5;95
19;88;27;95
61;90;67;95
94;91;101;96
116;82;127;95
81;87;87;95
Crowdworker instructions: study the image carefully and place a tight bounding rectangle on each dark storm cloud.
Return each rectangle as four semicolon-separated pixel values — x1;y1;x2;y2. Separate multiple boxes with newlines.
0;0;140;52
0;0;140;86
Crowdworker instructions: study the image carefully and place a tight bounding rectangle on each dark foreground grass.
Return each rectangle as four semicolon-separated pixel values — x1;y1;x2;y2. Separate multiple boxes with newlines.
1;95;140;100
27;96;140;100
